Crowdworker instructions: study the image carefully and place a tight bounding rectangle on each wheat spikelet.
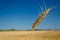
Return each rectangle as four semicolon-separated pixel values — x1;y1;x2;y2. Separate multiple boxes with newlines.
32;8;51;31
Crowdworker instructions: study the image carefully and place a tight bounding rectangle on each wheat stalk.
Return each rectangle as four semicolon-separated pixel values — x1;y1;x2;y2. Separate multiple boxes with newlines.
30;8;51;40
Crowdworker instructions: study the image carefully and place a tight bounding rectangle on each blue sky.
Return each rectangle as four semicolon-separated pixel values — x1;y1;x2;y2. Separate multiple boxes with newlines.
0;0;60;30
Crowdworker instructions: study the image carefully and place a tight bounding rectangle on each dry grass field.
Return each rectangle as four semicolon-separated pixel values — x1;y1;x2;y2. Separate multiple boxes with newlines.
0;31;60;40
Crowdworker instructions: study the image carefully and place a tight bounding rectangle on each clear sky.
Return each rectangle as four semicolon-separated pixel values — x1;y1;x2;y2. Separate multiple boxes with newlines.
0;0;60;30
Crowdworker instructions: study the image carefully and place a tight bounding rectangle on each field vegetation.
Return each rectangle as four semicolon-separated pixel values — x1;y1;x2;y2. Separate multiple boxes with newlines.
0;30;60;40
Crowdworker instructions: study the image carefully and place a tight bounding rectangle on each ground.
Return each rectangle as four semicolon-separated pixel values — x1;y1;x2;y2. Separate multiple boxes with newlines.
0;31;60;40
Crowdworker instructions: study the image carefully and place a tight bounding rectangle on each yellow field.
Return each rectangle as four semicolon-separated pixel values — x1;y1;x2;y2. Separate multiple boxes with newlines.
0;31;60;40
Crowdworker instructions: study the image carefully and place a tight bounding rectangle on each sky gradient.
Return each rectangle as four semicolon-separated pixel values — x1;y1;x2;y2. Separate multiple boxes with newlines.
0;0;60;30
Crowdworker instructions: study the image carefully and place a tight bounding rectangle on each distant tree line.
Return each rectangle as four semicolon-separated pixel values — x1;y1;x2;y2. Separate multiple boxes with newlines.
0;29;16;31
0;29;59;31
